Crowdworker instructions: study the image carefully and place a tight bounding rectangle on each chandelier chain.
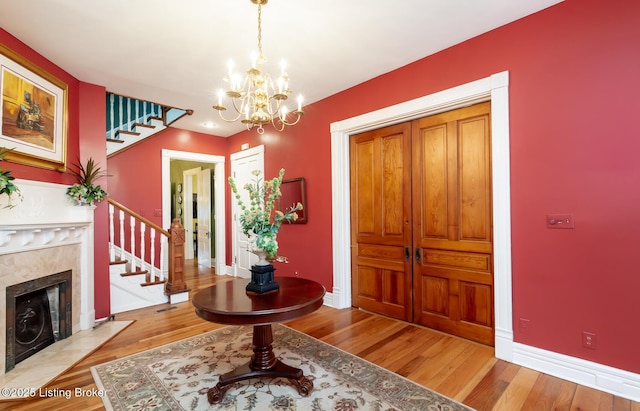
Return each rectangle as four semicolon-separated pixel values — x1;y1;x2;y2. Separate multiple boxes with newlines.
257;3;263;59
212;0;304;134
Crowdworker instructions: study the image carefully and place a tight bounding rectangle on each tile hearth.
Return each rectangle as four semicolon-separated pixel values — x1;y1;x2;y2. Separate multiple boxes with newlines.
0;320;131;398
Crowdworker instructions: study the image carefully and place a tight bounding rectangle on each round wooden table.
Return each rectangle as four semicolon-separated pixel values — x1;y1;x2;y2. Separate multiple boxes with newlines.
192;276;325;404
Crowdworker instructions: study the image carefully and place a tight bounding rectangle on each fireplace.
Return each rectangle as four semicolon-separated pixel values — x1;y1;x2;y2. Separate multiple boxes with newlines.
0;178;96;376
5;270;73;372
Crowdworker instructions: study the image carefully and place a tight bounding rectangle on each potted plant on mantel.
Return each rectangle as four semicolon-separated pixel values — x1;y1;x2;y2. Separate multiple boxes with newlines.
0;147;22;208
66;157;108;206
228;168;303;293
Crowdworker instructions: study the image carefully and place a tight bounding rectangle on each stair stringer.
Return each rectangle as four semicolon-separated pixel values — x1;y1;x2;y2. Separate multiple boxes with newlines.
109;245;168;314
107;117;166;156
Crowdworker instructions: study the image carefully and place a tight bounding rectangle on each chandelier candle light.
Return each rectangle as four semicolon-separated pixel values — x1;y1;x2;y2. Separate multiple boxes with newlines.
213;0;304;134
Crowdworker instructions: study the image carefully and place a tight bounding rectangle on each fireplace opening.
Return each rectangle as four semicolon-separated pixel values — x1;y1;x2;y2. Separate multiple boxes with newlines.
5;270;72;372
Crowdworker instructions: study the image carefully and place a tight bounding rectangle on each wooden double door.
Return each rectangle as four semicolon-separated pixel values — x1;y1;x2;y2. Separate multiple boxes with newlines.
350;102;494;345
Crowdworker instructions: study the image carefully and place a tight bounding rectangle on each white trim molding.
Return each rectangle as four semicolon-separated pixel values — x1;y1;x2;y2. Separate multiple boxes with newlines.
328;71;640;402
329;72;512;359
514;343;640;401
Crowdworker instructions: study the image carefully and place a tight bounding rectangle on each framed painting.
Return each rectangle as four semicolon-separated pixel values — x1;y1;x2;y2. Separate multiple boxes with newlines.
279;177;307;224
0;43;68;171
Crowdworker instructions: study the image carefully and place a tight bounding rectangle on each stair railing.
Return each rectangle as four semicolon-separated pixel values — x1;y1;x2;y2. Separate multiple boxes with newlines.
108;198;186;294
106;93;192;141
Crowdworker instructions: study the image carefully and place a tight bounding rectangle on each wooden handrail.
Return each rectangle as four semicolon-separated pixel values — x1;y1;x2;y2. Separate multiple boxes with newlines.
108;198;170;237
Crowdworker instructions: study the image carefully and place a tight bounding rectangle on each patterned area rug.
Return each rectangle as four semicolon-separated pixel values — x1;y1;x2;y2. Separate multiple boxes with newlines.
91;324;474;411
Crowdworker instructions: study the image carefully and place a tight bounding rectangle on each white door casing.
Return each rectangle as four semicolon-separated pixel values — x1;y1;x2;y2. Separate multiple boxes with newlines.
330;71;512;359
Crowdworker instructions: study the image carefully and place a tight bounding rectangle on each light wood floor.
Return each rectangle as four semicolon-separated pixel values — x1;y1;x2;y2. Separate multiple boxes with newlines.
2;261;638;411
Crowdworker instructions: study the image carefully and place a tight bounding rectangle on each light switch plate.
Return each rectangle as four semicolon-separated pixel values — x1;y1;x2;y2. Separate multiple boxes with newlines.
546;214;574;229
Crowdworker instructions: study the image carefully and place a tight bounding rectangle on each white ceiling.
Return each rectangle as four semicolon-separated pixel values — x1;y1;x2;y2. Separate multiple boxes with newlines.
0;0;562;137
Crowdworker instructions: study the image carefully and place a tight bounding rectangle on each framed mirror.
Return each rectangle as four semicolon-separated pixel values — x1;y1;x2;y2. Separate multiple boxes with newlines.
279;177;307;224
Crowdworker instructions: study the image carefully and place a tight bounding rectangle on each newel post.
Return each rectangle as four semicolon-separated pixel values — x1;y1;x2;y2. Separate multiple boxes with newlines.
165;218;188;295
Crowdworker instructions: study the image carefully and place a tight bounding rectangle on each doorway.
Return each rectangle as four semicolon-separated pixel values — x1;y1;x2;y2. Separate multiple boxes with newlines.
161;149;226;276
182;167;214;268
330;71;513;359
230;145;265;278
350;102;493;345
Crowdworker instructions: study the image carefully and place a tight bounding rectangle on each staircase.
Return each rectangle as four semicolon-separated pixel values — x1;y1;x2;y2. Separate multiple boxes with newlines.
106;93;192;156
108;199;188;313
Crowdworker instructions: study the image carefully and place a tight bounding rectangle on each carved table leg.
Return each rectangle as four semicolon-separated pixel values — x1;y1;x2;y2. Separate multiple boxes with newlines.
207;324;314;404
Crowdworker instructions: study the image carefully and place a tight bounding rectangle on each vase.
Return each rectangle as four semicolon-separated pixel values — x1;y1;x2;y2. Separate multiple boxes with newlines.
252;249;270;266
247;248;279;294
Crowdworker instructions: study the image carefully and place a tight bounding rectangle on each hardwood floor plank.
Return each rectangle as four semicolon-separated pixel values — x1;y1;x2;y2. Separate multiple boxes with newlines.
452;355;498;403
491;367;539;411
463;360;511;410
551;380;579;411
435;344;495;398
520;373;565;411
2;269;639;411
571;385;604;410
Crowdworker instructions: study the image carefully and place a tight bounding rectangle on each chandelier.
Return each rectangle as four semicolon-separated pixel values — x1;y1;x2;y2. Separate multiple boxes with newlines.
212;0;304;134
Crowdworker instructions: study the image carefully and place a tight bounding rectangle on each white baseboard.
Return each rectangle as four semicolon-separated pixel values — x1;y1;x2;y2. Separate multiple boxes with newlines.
169;292;189;304
512;342;640;402
329;280;639;402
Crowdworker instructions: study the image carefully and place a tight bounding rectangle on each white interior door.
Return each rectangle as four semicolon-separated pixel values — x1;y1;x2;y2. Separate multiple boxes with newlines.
230;146;264;278
183;168;200;260
197;168;212;268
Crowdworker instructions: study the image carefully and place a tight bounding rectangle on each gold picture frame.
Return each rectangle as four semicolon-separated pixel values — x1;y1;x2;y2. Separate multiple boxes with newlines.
0;43;68;171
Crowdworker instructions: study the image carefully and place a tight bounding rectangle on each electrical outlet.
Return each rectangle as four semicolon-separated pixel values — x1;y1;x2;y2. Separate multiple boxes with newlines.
519;318;530;334
582;331;596;349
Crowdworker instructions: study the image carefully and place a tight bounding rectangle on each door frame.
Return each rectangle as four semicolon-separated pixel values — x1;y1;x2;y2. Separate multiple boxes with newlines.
161;149;226;275
330;71;512;360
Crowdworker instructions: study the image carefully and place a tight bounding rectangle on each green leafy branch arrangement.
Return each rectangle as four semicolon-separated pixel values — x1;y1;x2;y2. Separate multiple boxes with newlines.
228;168;302;260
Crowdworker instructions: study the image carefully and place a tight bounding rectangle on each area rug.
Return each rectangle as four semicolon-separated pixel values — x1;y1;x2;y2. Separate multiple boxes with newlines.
91;324;474;411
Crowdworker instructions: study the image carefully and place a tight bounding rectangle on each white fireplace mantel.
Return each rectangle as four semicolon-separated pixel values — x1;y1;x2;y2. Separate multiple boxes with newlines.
0;179;96;331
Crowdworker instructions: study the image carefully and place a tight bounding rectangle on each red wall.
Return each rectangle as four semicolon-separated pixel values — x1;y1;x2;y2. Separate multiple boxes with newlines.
5;0;639;375
229;0;640;374
0;30;110;318
107;127;228;228
0;30;79;185
78;82;110;318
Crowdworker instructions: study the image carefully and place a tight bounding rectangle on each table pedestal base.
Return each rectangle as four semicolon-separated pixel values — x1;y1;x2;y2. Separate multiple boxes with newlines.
207;324;313;404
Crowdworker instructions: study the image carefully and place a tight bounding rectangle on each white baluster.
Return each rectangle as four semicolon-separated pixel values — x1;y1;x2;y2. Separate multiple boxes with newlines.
118;210;125;262
140;222;146;274
109;94;115;139
109;203;115;261
118;95;124;133
129;216;136;271
127;97;132;131
135;98;140;124
150;229;156;282
160;235;166;281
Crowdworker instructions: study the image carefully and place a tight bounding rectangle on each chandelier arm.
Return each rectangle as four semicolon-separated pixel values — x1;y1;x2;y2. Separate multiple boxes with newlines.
270;117;286;132
278;112;303;127
230;96;248;115
216;109;245;123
